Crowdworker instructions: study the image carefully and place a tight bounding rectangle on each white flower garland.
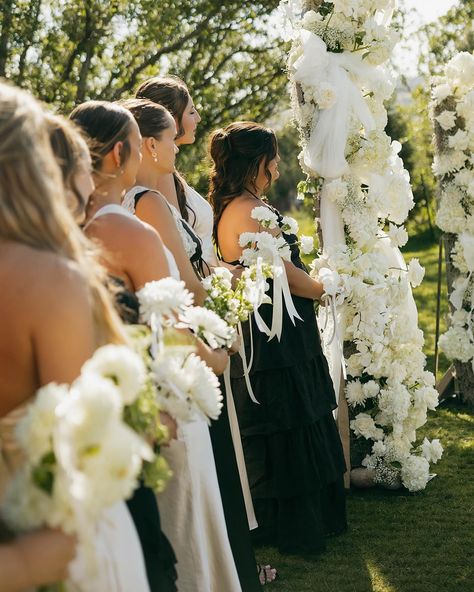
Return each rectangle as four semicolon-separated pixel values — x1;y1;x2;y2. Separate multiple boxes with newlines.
281;0;442;491
432;51;474;367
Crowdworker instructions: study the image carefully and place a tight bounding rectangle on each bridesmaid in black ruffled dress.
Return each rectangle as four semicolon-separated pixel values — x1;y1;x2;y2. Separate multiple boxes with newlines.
209;121;347;556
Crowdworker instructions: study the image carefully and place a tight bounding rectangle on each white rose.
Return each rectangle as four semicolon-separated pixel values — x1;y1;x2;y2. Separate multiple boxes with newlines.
300;235;314;255
325;179;348;204
435;110;457;131
350;413;384;441
250;206;279;229
387;223;408;248
281;215;299;235
432;83;452;104
458;233;474;272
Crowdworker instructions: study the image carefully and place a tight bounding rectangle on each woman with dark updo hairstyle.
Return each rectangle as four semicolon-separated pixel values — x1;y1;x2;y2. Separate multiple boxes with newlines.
209;121;347;556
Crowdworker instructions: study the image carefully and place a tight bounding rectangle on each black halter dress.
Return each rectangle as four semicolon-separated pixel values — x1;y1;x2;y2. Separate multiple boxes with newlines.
220;205;347;555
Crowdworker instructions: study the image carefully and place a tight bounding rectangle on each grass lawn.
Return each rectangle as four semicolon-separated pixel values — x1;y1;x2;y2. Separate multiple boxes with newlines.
255;217;474;592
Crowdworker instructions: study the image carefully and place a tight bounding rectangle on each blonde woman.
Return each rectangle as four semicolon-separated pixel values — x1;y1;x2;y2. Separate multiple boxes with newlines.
0;82;150;591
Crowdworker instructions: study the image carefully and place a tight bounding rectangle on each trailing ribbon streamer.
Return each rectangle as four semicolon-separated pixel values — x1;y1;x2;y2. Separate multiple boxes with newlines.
237;320;260;405
223;362;258;530
267;253;302;341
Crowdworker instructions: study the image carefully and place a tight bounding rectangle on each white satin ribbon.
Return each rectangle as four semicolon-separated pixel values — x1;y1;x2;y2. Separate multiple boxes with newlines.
223;362;258;530
237;321;260;405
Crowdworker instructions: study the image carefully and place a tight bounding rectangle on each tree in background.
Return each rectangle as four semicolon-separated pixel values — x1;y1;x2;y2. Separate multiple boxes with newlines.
0;0;288;185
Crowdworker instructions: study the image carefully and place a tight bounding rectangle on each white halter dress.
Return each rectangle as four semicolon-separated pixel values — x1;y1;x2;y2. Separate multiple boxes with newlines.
123;187;242;592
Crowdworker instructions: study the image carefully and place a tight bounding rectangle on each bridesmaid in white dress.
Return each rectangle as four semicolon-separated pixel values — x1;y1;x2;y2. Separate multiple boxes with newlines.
133;79;274;588
0;84;150;591
121;99;242;592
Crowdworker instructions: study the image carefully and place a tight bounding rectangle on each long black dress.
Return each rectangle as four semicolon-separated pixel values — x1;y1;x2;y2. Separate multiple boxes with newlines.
223;206;347;555
111;278;178;592
132;191;262;592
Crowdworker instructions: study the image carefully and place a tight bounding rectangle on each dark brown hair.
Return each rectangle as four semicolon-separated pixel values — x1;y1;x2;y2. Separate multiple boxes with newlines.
208;121;278;243
46;113;90;220
69;101;133;172
135;75;194;224
120;98;172;140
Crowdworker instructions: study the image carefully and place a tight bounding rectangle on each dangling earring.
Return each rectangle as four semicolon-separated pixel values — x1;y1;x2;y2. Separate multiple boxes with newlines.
152;152;158;163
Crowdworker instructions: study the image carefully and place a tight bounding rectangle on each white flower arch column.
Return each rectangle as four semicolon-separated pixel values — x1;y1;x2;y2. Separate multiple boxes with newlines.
279;0;443;491
432;51;474;407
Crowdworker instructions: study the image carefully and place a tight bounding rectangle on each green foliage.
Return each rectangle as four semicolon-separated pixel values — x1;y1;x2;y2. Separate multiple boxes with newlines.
0;1;288;150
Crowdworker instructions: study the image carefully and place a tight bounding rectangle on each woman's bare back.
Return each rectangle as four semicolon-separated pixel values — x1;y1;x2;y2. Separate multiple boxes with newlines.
0;241;95;416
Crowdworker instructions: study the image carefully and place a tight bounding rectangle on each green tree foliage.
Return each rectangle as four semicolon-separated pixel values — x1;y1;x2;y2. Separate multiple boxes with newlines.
0;1;288;146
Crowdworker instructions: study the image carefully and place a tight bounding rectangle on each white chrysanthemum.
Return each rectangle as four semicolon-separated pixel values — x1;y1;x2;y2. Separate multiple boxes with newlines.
421;438;443;464
181;306;235;349
152;352;222;423
0;467;54;532
300;235;314;255
406;258;425;288
250;206;279;229
77;423;152;511
345;380;366;407
435;110;457;131
82;345;146;406
15;383;67;464
400;455;430;492
138;278;194;324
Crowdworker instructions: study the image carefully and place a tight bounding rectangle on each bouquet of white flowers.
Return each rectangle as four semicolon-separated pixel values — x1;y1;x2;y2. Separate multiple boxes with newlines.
1;345;154;576
137;277;225;424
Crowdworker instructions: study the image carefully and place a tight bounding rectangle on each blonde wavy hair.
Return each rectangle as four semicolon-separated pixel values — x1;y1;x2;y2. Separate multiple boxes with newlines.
0;81;125;345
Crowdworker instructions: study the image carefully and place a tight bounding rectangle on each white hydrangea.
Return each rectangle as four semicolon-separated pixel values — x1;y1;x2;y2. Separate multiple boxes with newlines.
400;455;430;492
439;325;474;362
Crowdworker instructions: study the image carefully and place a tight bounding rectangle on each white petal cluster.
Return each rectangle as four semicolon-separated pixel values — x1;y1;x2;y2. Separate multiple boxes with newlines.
432;51;474;372
250;205;279;229
137;278;194;324
285;0;443;490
